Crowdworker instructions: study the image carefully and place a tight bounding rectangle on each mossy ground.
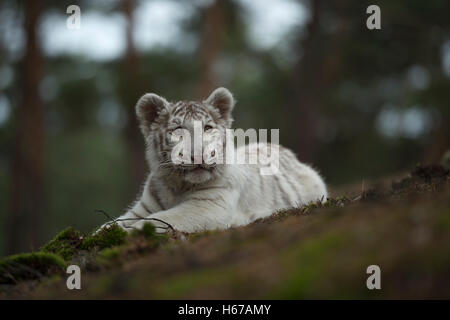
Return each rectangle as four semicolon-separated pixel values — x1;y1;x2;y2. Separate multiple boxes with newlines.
1;164;449;299
0;252;66;284
0;222;167;287
41;227;82;261
79;224;127;251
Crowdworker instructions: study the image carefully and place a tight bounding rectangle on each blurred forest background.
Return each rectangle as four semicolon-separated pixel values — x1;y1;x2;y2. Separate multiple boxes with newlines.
0;0;449;256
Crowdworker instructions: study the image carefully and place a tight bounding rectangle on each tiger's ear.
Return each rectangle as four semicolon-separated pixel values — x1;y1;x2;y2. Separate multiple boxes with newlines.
205;87;235;125
136;93;169;136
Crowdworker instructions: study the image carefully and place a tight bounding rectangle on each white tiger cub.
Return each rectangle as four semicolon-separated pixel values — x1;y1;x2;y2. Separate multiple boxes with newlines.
102;88;327;233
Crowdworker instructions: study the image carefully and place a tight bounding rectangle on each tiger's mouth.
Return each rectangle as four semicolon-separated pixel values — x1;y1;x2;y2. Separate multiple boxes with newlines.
170;161;217;173
191;166;207;173
184;164;216;172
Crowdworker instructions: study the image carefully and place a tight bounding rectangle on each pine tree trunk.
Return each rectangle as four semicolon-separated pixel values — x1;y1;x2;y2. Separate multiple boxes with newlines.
8;0;45;254
122;0;146;191
288;0;347;162
197;0;225;99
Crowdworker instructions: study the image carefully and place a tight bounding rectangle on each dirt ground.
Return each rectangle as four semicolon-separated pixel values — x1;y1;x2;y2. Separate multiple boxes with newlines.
1;164;449;299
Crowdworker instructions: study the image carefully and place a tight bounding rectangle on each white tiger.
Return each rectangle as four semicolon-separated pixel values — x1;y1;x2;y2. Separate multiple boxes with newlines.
101;88;327;233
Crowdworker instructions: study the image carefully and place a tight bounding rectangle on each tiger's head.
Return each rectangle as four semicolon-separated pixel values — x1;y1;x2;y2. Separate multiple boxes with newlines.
136;87;235;185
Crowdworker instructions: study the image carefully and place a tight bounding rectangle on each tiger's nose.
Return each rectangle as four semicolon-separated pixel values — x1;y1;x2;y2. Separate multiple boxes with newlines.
191;154;203;164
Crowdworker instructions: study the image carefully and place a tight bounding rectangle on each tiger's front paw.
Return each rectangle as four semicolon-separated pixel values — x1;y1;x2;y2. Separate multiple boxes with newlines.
94;221;113;234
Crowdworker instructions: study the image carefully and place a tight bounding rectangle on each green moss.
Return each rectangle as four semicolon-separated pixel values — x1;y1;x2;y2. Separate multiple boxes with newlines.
133;222;157;239
152;266;240;299
323;196;350;207
97;247;123;266
272;232;350;299
99;247;122;260
0;252;67;284
131;223;170;245
80;224;127;250
41;227;82;261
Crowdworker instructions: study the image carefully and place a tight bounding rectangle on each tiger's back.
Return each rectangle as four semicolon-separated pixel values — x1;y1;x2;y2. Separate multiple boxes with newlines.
227;142;327;226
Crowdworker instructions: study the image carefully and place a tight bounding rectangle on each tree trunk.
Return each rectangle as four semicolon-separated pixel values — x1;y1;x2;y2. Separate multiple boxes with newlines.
8;0;45;254
122;0;146;191
287;0;347;162
196;0;226;99
423;124;450;163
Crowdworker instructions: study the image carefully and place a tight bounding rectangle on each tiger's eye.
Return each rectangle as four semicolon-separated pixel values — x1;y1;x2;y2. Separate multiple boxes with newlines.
170;126;183;134
204;125;213;131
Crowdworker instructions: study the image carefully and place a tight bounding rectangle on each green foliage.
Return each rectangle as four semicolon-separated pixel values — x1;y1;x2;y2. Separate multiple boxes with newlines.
40;227;82;261
96;223;170;267
46;128;131;237
96;246;124;267
0;252;67;284
80;224;127;250
98;247;122;260
133;223;157;239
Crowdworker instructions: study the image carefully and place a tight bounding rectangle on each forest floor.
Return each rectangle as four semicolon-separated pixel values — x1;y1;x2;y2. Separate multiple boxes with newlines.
1;163;450;299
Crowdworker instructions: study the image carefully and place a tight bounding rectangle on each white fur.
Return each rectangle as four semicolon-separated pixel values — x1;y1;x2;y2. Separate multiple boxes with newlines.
113;143;327;233
100;88;327;233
